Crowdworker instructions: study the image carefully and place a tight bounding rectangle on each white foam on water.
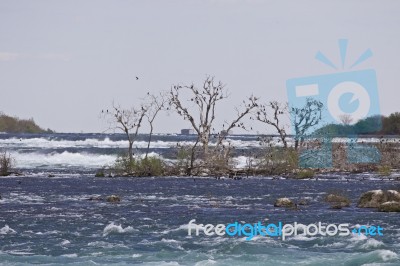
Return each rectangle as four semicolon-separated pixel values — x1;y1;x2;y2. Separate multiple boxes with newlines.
349;233;368;242
61;240;71;246
243;234;276;243
141;262;181;266
6;250;35;255
161;238;181;244
160;238;184;250
0;137;217;149
360;238;385;250
132;254;142;258
312;241;347;248
161;223;193;235
61;253;78;258
194;259;217;266
376;250;399;261
13;151;117;169
11;150;164;170
0;137;128;149
6;193;44;204
38;230;60;235
289;234;318;241
87;241;129;249
138;152;161;159
0;225;16;235
140;218;154;221
103;222;136;236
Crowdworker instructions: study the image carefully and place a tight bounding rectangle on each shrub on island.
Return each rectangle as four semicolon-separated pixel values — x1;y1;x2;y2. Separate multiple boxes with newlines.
0;151;14;176
114;154;165;177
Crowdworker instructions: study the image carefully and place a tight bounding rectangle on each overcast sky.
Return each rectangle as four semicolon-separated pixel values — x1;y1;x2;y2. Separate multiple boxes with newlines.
1;0;399;133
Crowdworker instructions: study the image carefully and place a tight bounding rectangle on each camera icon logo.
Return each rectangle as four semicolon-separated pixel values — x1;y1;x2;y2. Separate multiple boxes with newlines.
287;69;380;128
286;39;382;168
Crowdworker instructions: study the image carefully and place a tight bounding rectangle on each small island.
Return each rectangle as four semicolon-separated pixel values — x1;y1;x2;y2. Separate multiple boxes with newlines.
0;113;53;134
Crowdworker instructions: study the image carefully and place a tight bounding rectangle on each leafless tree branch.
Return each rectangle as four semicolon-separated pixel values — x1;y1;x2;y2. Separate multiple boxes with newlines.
254;101;289;148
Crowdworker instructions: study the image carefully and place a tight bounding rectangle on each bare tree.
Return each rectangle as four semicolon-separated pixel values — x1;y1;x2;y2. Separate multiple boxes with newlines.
254;101;288;148
289;98;324;150
169;76;258;155
102;102;147;164
169;77;225;154
144;92;168;159
338;114;353;125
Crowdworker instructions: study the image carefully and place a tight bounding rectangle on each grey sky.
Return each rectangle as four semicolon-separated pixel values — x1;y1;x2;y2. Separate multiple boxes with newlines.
0;0;399;133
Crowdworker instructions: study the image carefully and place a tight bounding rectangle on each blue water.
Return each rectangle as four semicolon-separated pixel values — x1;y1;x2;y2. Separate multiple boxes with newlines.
1;176;400;265
0;133;400;265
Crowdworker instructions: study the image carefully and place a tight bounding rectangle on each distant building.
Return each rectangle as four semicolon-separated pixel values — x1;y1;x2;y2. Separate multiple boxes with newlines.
220;130;233;137
180;129;195;135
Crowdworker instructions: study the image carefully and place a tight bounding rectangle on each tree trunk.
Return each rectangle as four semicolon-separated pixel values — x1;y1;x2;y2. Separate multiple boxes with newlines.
187;137;199;176
294;139;299;150
201;132;210;155
128;140;134;164
145;123;154;159
203;143;208;155
280;134;287;149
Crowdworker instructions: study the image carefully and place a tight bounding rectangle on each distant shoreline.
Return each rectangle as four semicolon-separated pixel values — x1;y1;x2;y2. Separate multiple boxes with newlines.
0;113;53;134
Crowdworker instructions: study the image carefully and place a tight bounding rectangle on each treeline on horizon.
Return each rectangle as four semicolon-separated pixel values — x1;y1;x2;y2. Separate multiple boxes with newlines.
0;113;53;134
316;112;400;136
